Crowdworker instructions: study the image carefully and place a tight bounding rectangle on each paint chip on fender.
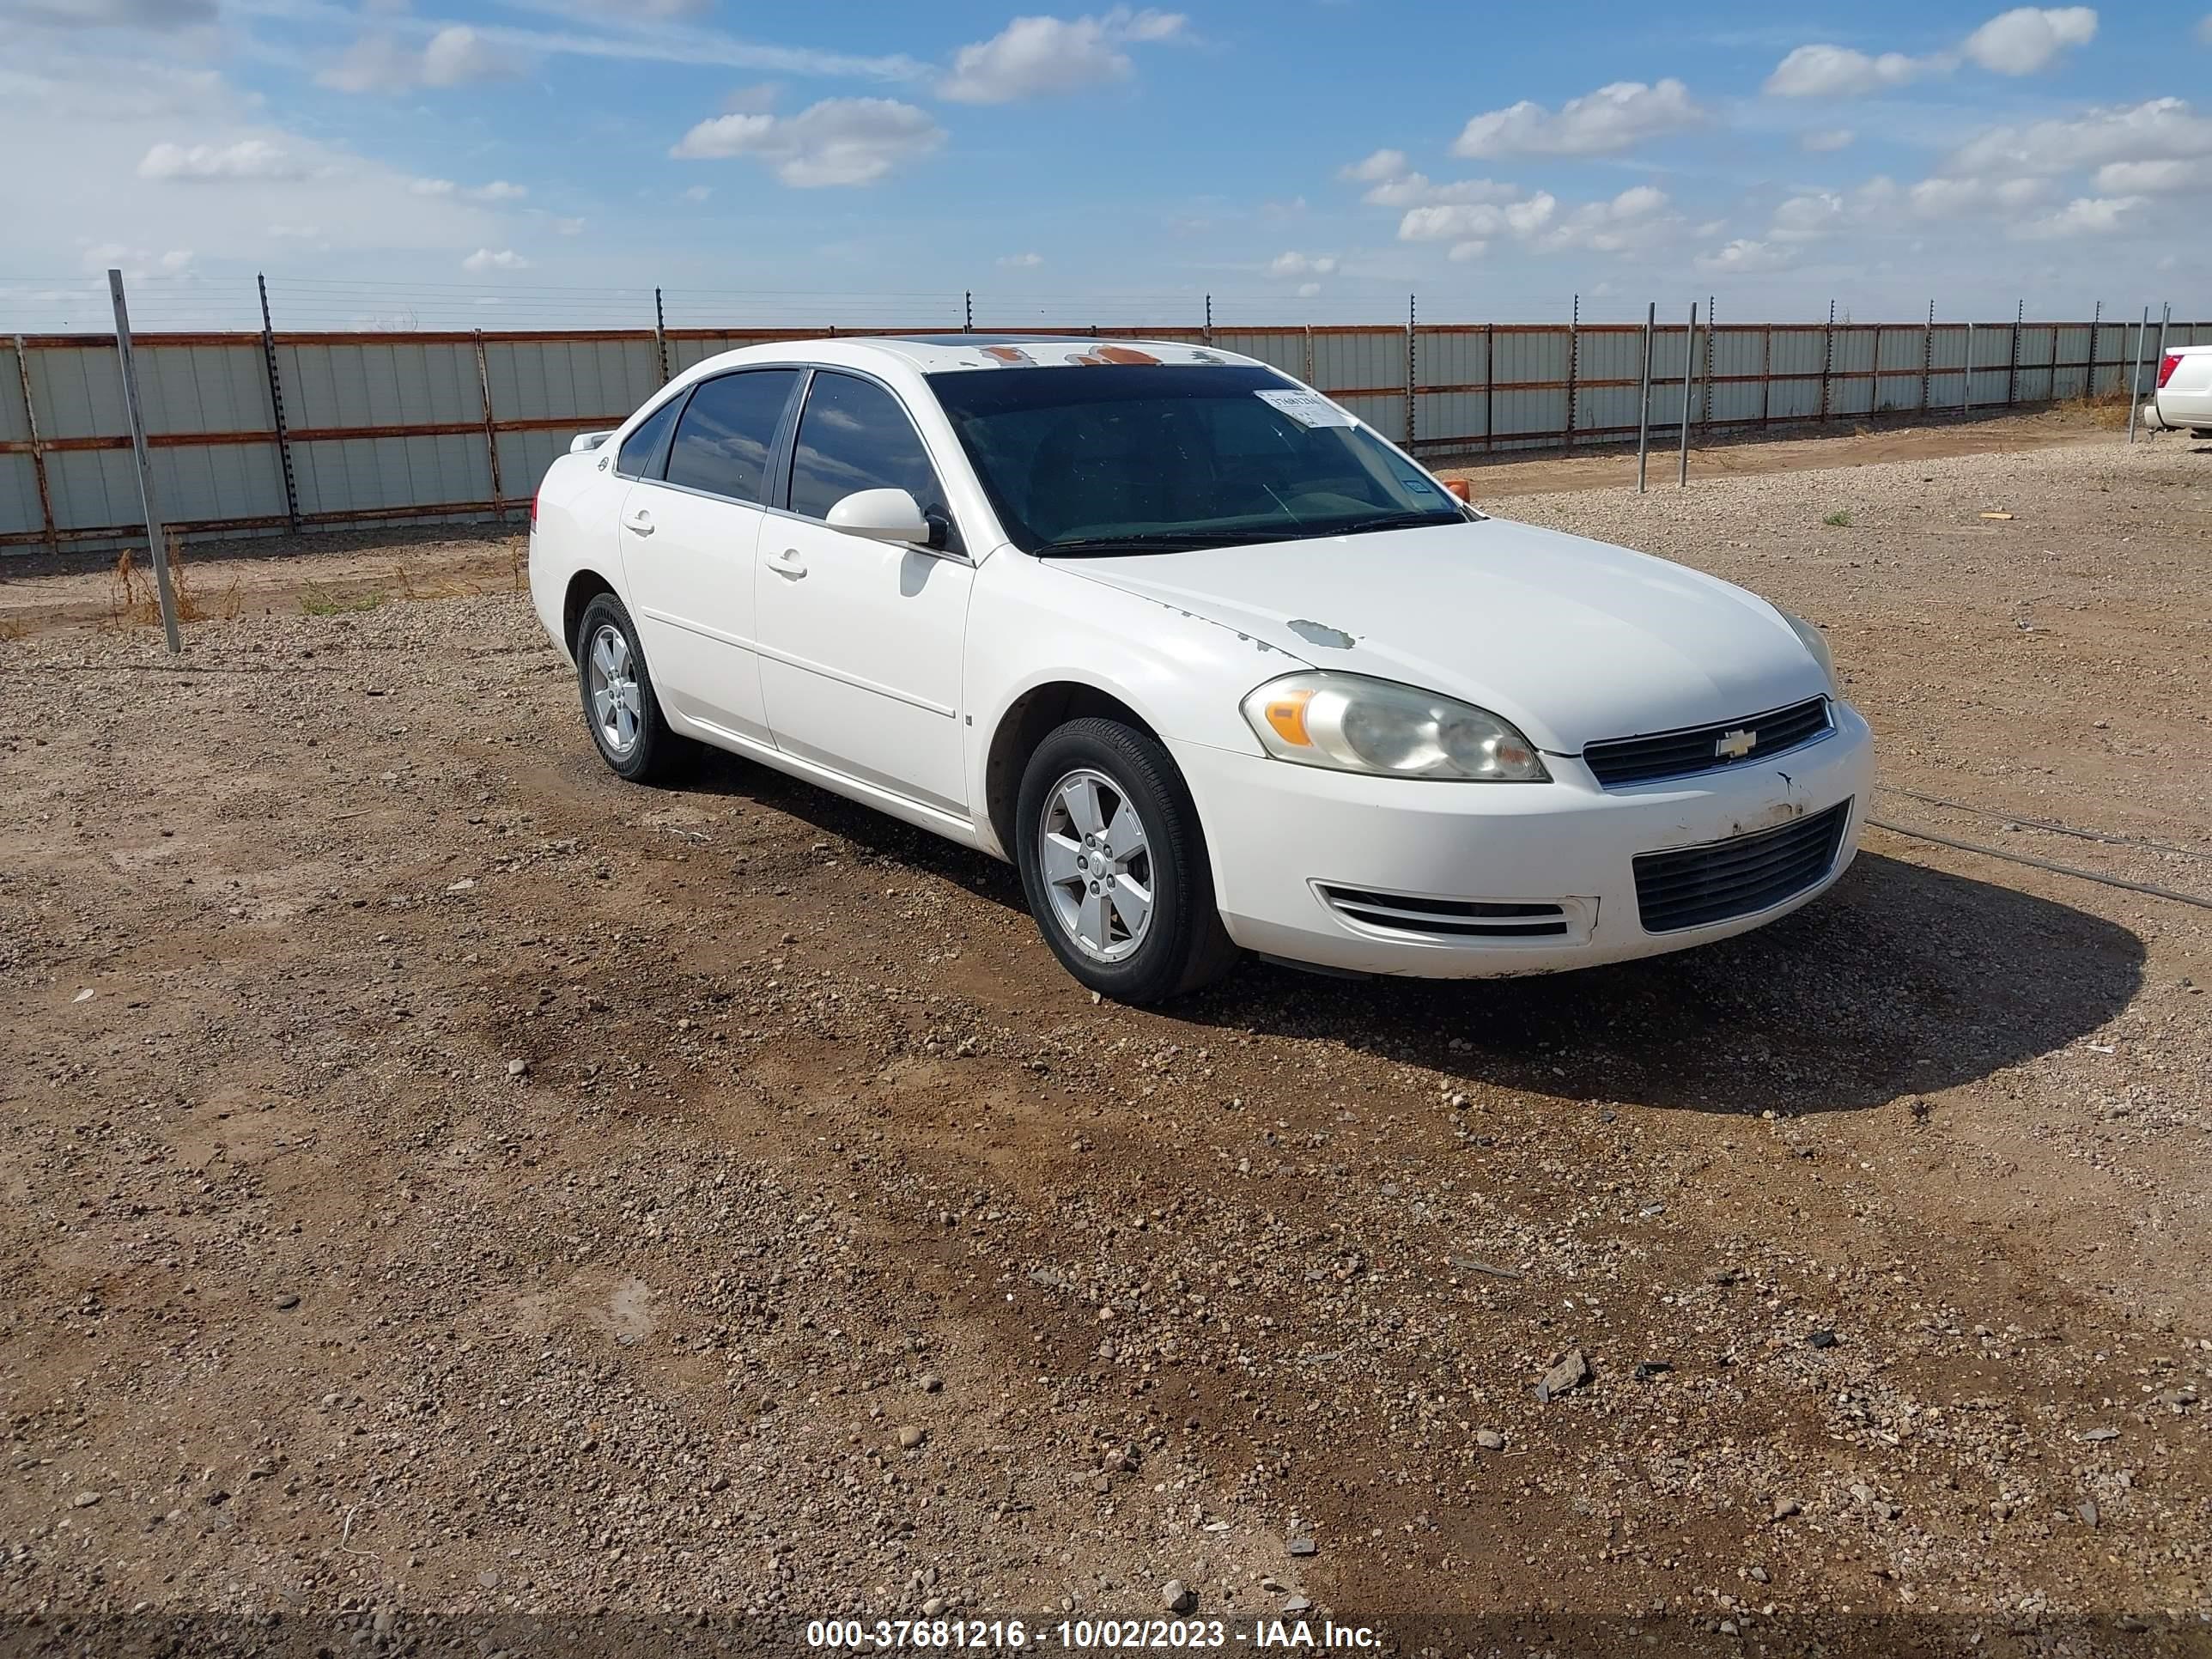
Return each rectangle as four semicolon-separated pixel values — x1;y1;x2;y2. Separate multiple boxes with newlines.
1288;619;1355;649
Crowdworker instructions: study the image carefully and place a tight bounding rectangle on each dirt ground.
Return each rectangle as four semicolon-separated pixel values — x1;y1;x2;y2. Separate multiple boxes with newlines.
2;419;2209;1656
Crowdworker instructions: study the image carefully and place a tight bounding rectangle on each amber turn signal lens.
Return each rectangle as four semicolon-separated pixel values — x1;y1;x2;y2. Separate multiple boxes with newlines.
1261;690;1315;746
1442;477;1472;502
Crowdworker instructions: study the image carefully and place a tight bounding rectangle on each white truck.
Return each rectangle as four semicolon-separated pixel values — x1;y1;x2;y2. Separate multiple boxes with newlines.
2141;342;2212;438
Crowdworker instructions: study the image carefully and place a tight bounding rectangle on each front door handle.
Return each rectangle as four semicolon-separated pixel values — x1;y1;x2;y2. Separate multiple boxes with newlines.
765;546;807;579
623;508;654;537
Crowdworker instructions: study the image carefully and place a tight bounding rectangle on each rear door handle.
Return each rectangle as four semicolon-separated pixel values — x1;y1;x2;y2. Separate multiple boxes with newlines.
765;547;806;579
623;508;654;537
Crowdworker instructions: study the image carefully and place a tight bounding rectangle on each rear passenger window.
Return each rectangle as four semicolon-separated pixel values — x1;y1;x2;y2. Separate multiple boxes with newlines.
788;373;949;526
614;397;681;479
665;369;799;501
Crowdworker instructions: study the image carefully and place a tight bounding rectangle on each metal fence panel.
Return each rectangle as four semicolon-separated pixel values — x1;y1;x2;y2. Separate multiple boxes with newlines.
1414;328;1485;389
1711;378;1765;425
1413;390;1483;446
1338;392;1405;443
486;337;659;424
1767;377;1823;420
280;339;481;430
290;434;492;517
1212;330;1305;376
1309;331;1402;396
1;455;38;540
1492;386;1566;443
1875;375;1923;412
1768;327;1828;375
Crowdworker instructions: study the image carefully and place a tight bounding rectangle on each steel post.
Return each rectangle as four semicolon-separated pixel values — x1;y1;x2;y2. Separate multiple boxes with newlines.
107;269;179;653
1635;301;1655;493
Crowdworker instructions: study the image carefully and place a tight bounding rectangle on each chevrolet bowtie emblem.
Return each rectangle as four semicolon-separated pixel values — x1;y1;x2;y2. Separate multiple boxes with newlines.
1716;727;1757;760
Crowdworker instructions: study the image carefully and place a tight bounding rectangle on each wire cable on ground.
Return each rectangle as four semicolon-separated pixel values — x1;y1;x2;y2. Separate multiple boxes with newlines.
1867;817;2212;911
1877;784;2212;861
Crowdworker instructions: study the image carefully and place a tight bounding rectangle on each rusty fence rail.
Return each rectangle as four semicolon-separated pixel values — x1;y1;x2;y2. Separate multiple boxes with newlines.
3;308;2203;556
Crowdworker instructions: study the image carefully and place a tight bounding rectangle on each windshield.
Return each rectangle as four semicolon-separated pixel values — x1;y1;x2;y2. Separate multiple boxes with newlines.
925;363;1472;555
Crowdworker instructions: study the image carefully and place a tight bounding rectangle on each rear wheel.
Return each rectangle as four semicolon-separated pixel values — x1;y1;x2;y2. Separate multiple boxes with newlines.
574;592;685;783
1014;718;1239;1003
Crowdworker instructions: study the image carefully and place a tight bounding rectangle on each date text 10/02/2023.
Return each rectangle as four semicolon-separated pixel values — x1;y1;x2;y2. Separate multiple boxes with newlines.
803;1618;1382;1650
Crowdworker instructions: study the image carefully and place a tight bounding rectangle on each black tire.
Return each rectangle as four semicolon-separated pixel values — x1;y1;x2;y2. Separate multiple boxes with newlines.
574;591;687;784
1014;718;1240;1004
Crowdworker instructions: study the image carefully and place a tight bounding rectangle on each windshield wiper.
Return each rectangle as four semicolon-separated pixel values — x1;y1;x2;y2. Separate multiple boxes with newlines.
1035;530;1288;556
1304;511;1464;537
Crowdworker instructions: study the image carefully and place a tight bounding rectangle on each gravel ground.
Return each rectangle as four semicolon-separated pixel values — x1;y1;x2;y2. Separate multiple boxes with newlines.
1;431;2208;1656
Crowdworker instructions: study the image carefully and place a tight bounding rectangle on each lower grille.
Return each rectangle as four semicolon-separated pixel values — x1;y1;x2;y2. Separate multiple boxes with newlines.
1632;800;1851;933
1584;696;1832;788
1317;885;1571;940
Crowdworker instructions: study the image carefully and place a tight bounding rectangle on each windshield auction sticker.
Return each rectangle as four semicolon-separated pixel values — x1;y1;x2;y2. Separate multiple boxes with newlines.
1254;388;1355;428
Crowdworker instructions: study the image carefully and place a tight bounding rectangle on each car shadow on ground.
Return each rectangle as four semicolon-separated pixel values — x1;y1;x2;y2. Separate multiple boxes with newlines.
683;753;2145;1119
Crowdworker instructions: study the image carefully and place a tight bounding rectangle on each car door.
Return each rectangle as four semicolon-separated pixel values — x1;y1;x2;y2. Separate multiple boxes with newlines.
617;368;801;744
754;369;975;817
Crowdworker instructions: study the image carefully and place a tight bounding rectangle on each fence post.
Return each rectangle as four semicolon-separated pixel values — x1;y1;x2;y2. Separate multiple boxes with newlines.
1920;300;1934;412
1564;294;1579;448
1759;324;1772;428
1677;301;1695;488
1818;298;1835;423
1302;324;1313;387
472;330;505;520
107;269;179;653
1635;301;1655;493
256;273;301;534
1701;294;1715;428
1483;321;1495;453
653;288;669;384
2087;300;2101;398
1962;322;1973;416
1404;293;1416;451
2156;303;2171;381
12;335;59;556
2007;300;2022;405
2128;305;2148;443
963;290;973;333
1203;294;1213;349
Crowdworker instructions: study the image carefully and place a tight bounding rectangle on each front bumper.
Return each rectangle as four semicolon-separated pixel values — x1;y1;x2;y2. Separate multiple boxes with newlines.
1170;702;1874;978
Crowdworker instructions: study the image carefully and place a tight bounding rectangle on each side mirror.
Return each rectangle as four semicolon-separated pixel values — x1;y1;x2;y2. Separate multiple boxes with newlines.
826;488;930;544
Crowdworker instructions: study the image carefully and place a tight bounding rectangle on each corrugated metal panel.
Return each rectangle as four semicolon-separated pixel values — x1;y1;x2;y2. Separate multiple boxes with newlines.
1577;328;1643;384
1413;390;1484;445
1337;392;1404;443
1874;375;1923;413
290;434;490;516
135;343;270;435
280;340;481;429
1212;331;1304;375
1577;382;1642;434
1309;331;1403;394
1414;329;1484;388
1492;329;1570;387
1827;372;1874;417
1492;386;1565;441
2018;325;2055;368
0;338;31;444
46;447;140;532
1;454;39;540
1832;330;1877;377
1927;369;1967;408
1768;328;1827;375
486;337;659;423
500;430;570;504
1709;328;1765;380
1967;368;2010;406
1969;328;2014;370
25;345;128;440
1875;326;1924;372
1767;378;1822;420
1711;380;1764;424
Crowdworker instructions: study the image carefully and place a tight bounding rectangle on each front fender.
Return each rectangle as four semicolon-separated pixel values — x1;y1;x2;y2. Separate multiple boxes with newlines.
963;552;1313;858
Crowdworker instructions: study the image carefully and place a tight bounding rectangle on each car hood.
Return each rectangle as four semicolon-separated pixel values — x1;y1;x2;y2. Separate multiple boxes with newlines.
1054;517;1827;753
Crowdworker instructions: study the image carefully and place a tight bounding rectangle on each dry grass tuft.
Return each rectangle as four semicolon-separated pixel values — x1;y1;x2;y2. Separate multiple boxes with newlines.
108;533;241;631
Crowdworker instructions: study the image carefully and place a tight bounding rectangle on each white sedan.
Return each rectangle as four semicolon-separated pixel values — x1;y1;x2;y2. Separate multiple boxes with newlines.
528;335;1872;1002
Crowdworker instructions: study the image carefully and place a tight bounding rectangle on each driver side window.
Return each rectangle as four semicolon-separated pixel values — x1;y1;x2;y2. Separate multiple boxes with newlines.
789;373;959;549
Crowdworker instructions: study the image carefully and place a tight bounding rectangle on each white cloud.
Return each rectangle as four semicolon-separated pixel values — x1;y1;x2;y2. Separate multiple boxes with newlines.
470;179;528;202
1453;78;1703;157
1295;281;1320;298
939;8;1185;104
1802;127;1855;151
1948;97;2212;175
998;251;1044;267
138;137;306;180
1398;191;1558;243
2199;11;2212;44
1765;45;1934;97
1771;190;1846;240
2096;155;2212;192
1268;251;1337;277
2010;194;2140;237
81;242;193;277
1446;240;1486;263
548;215;586;234
1765;8;2096;98
1530;185;1680;253
1340;149;1407;183
681;184;714;202
1695;238;1796;274
1961;7;2097;75
461;246;531;271
320;26;526;93
672;96;945;186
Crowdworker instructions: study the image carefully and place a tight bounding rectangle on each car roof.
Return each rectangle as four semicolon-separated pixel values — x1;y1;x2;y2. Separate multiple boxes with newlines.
701;335;1266;375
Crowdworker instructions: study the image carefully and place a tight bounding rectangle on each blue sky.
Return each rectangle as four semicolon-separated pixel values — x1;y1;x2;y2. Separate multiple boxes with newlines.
2;0;2208;330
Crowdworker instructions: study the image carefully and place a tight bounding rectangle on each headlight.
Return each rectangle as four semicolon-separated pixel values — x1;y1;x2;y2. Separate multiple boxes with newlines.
1241;672;1549;781
1779;609;1837;691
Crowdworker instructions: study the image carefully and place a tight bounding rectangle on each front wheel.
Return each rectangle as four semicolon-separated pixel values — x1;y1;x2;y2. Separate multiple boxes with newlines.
1014;718;1240;1003
574;591;686;783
